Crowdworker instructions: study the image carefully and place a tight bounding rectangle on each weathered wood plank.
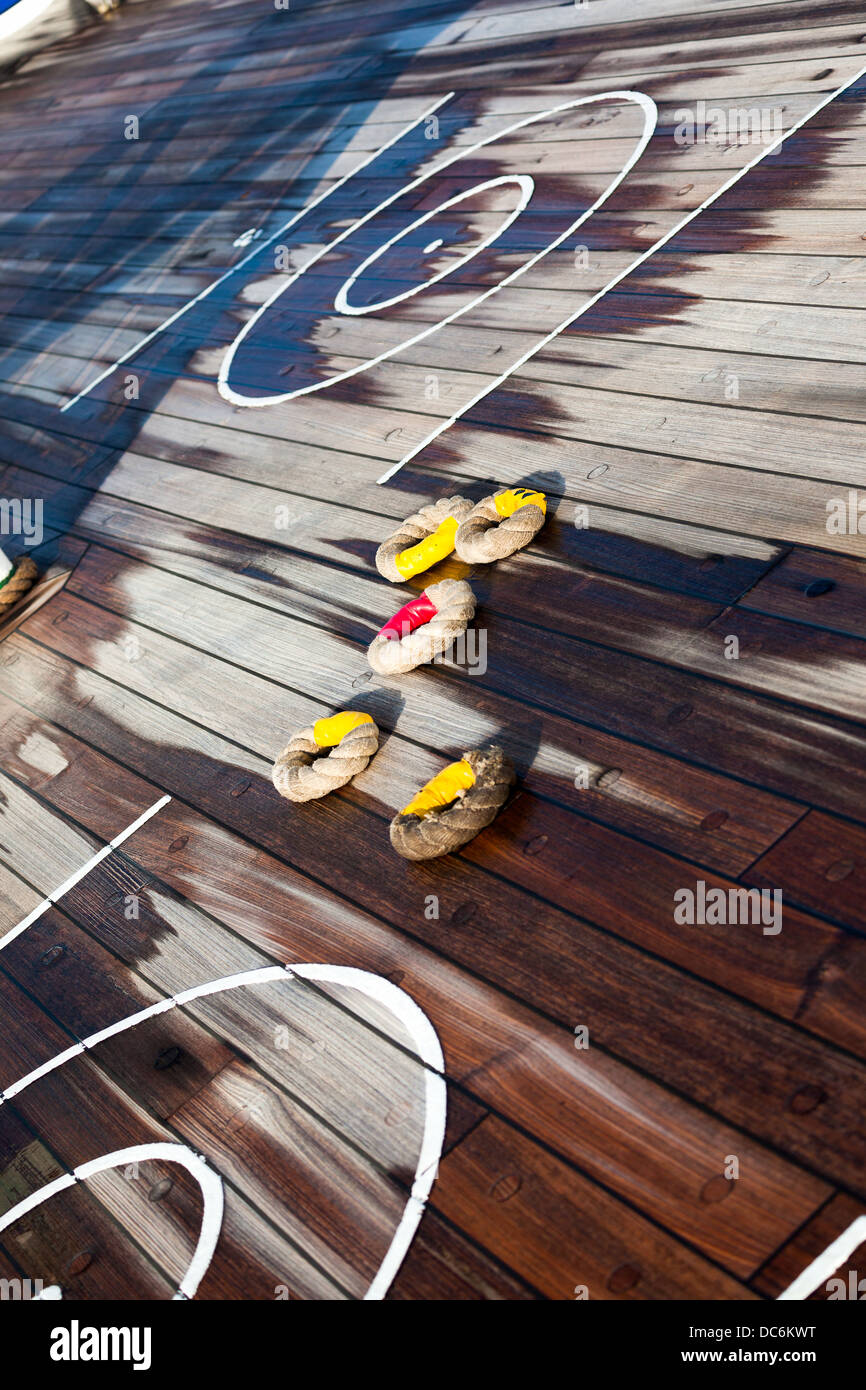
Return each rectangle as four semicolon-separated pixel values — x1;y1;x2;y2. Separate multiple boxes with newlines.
740;547;866;639
434;1117;757;1300
745;811;866;936
385;1207;538;1300
751;1193;866;1299
0;673;861;1204
0;686;834;1276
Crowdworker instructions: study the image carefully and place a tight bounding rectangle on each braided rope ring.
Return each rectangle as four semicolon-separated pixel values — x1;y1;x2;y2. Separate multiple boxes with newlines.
390;746;515;860
0;557;38;613
375;495;474;582
272;711;379;803
368;578;475;676
455;487;546;564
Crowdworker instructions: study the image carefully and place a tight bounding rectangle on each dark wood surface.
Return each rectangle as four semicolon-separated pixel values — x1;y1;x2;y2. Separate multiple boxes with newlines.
0;0;864;1300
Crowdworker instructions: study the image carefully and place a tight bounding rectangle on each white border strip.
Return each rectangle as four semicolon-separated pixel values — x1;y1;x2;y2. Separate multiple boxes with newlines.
0;0;56;43
777;1216;866;1301
0;794;171;952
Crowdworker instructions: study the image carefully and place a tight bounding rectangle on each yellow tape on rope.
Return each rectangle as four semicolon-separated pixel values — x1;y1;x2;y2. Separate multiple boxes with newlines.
313;711;374;748
394;516;459;579
401;760;476;817
494;488;546;518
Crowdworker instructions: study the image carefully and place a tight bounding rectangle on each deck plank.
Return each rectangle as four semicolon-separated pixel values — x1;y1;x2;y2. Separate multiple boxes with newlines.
1;0;864;1298
0;695;834;1277
433;1116;757;1300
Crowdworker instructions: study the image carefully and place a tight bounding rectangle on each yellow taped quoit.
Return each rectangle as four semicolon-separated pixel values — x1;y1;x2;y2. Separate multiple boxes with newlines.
394;515;459;580
313;711;374;748
401;760;476;818
494;487;547;519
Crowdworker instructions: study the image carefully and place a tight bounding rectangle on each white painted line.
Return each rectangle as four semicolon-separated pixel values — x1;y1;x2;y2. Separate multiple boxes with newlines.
376;61;866;484
59;93;455;412
333;174;535;317
0;787;445;1297
0;794;171;952
777;1215;866;1301
0;1143;224;1302
0;1043;84;1100
217;90;657;409
293;963;446;1299
0;964;446;1300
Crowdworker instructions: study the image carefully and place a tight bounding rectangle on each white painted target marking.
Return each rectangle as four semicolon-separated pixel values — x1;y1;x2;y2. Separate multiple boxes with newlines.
216;90;657;408
0;1142;224;1301
59;91;455;413
0;808;447;1300
333;173;535;318
58;63;866;492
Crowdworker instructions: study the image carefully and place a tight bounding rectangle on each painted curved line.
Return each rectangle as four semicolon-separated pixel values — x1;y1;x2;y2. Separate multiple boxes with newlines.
0;965;447;1301
293;963;446;1300
59;90;455;411
0;1142;224;1301
333;173;535;318
216;89;657;407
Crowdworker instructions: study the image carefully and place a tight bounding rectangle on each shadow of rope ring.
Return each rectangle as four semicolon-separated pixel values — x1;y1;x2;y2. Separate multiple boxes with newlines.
375;495;474;582
0;557;38;613
368;578;475;676
272;711;379;802
390;747;515;860
455;487;546;563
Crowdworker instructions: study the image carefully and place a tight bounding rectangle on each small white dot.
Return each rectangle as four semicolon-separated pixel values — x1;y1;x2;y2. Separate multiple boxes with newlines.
423;238;444;254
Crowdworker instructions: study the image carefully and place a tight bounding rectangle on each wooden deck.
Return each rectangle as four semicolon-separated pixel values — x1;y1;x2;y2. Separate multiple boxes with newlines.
0;0;865;1301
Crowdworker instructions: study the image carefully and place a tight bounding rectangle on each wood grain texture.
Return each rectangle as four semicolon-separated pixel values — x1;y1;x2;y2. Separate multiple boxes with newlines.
0;693;834;1279
0;0;864;1298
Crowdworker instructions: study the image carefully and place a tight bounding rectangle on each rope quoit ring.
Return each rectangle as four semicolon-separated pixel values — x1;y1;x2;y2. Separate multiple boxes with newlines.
390;746;515;860
455;487;547;564
375;495;474;583
367;578;475;676
272;711;379;802
0;557;38;613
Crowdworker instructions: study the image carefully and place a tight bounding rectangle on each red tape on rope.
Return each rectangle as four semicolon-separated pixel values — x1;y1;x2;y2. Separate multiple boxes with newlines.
377;592;438;641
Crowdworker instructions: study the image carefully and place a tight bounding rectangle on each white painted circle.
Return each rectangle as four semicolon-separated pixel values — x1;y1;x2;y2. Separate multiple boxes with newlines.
0;964;446;1301
0;1143;224;1301
217;89;658;409
333;174;534;317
